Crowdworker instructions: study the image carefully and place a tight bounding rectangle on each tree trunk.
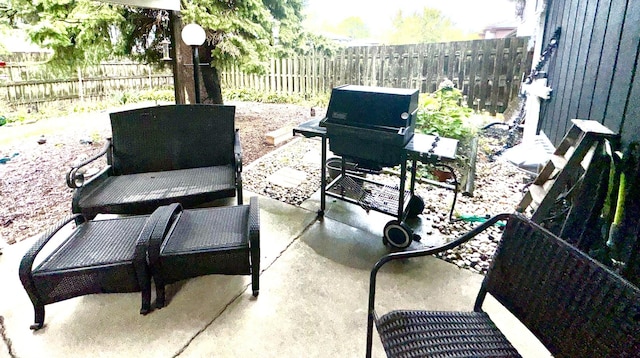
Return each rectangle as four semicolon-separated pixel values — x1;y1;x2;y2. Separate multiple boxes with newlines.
169;13;223;105
201;66;223;104
170;11;192;104
199;44;223;104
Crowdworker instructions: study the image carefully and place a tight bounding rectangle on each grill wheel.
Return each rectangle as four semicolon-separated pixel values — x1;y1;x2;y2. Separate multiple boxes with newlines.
383;220;413;249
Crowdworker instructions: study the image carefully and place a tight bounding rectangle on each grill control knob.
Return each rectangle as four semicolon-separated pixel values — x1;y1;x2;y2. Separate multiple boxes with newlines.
400;112;409;120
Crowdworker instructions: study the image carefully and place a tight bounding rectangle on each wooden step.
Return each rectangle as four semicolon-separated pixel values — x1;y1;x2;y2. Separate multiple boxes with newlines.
265;126;293;146
529;184;547;205
535;154;568;184
518;119;618;223
556;125;583;155
518;184;548;213
549;154;568;170
571;119;617;136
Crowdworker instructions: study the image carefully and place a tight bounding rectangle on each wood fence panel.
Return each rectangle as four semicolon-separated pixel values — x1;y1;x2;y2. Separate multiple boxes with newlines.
566;0;595;123
576;0;609;119
1;62;172;107
0;38;505;114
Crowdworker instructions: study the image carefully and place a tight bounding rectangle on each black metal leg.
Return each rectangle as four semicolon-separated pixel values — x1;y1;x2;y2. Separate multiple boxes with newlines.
320;136;327;216
251;246;260;297
398;153;407;220
410;159;417;194
30;304;45;330
365;313;375;358
237;173;243;205
155;280;166;309
134;257;152;314
140;287;151;315
340;157;347;196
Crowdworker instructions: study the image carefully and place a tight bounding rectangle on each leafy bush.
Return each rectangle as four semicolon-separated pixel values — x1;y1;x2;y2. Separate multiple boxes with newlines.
414;81;479;181
223;88;328;107
415;82;475;142
135;89;175;102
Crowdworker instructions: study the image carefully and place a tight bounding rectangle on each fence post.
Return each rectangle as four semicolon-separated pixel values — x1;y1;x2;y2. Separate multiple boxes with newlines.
77;67;84;102
148;64;153;89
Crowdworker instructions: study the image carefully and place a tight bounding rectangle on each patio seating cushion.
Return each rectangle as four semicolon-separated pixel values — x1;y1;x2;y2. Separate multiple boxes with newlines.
77;165;236;217
376;311;520;357
366;213;640;358
35;216;147;273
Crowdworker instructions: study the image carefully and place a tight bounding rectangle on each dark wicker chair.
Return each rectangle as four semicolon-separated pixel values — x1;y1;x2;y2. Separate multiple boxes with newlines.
366;213;640;358
67;104;243;218
147;197;260;309
18;208;169;330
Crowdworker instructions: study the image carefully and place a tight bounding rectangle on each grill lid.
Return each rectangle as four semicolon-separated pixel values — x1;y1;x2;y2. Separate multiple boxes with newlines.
323;85;418;130
321;85;420;168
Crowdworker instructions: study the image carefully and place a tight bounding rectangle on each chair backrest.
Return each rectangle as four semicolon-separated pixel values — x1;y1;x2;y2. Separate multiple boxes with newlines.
482;213;640;357
109;104;236;175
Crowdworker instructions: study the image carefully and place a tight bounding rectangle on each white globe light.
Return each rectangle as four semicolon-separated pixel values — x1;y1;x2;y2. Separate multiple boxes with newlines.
181;23;206;46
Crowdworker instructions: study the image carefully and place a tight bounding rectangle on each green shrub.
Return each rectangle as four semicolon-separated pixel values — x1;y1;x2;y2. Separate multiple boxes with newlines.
415;83;475;142
223;88;329;107
136;89;175;102
414;81;479;179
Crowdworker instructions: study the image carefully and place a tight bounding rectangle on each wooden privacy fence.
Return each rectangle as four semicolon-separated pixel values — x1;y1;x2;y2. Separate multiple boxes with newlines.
1;62;173;106
221;37;532;114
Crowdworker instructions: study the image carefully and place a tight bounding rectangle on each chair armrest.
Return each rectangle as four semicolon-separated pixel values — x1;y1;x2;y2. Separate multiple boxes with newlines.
147;203;184;267
248;197;260;248
133;207;167;267
234;129;242;173
66;138;112;188
19;215;87;300
366;213;511;342
79;165;112;188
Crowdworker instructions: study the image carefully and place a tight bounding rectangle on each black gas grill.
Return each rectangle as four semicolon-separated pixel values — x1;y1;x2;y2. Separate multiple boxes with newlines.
294;85;459;249
320;85;419;169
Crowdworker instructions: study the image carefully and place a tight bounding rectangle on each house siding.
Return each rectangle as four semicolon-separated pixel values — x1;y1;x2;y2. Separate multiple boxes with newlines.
538;0;639;147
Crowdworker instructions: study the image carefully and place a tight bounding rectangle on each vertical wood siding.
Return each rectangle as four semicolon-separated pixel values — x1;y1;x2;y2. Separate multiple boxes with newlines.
539;0;639;147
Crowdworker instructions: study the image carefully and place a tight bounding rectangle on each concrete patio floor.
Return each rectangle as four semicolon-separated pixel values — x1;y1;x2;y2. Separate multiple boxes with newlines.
0;192;550;358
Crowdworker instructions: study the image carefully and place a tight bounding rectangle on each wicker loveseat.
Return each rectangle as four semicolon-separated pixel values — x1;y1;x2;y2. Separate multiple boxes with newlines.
67;104;243;218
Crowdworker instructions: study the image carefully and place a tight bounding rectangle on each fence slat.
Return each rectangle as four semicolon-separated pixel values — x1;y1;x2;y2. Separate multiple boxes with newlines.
1;62;173;107
3;38;531;114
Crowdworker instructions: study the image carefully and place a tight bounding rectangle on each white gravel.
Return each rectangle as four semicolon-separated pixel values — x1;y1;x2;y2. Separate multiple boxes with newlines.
244;135;534;274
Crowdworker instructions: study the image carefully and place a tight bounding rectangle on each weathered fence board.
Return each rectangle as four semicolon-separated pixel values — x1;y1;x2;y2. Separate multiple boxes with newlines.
221;37;532;114
2;38;531;114
0;62;173;106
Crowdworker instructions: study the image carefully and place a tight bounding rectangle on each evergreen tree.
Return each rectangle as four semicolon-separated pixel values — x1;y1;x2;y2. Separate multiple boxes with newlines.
1;0;313;103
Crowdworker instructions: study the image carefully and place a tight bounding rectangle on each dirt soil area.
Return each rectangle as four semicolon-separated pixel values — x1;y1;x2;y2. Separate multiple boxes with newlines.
0;101;316;246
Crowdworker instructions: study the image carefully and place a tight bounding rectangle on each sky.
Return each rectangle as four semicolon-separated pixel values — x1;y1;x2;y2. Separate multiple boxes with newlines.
303;0;518;38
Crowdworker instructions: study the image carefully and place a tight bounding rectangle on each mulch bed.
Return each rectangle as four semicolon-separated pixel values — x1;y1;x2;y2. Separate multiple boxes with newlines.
1;101;316;246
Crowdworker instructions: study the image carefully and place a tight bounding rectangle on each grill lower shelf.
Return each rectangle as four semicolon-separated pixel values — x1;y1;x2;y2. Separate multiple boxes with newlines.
326;174;411;216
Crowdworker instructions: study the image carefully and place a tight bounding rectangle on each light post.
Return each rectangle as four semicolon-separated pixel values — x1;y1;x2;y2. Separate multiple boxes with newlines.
181;23;206;104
